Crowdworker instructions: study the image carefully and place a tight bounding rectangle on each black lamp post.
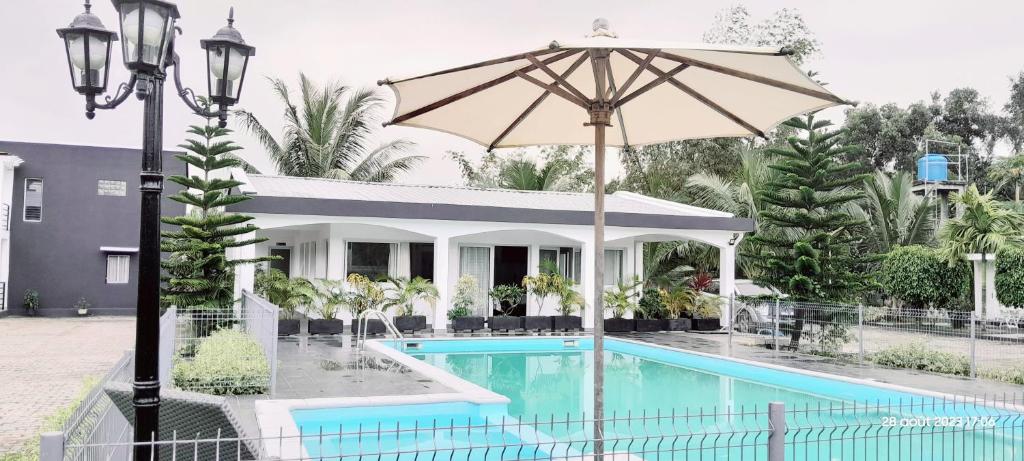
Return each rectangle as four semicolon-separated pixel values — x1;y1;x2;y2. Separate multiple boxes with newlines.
57;1;254;458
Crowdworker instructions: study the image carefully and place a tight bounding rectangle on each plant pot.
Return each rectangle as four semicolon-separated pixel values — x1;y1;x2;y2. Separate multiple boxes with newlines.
451;316;485;332
77;309;89;317
351;319;387;335
523;316;553;332
308;319;344;335
489;316;522;332
278;319;300;336
394;315;427;333
692;318;721;331
552;315;582;332
667;318;692;331
604;318;635;332
636;318;668;332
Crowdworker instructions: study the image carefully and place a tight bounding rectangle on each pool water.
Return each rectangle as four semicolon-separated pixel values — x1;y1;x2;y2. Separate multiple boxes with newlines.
290;337;1021;460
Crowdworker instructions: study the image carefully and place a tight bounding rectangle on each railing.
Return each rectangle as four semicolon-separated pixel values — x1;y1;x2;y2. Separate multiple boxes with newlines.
357;308;403;350
49;393;1024;461
728;299;1024;379
60;351;133;461
1;203;9;231
241;290;280;392
0;281;6;311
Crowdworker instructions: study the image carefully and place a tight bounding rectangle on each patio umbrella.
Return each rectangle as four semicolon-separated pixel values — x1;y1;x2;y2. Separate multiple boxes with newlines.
379;18;848;454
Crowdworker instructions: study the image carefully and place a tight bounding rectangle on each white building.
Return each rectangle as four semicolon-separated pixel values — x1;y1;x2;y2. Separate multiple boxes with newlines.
227;169;752;331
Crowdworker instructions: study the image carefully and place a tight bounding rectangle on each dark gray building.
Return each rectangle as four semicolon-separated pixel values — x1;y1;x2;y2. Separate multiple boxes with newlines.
0;141;184;316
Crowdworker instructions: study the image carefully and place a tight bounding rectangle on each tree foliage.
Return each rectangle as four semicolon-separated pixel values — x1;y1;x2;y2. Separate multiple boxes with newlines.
450;146;593;192
703;5;820;65
880;245;970;310
862;171;936;253
995;246;1024;308
161;124;271;313
235;73;424;181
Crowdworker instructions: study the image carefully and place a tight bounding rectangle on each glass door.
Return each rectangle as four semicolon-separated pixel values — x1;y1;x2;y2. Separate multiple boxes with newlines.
459;246;491;316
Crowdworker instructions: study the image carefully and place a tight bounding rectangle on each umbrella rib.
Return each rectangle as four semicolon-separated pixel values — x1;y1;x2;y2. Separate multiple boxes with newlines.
608;50;657;106
488;53;591;151
612;62;689;107
514;71;591;110
387;49;582;125
603;58;630;147
525;54;592;105
381;47;565;84
650;49;848;104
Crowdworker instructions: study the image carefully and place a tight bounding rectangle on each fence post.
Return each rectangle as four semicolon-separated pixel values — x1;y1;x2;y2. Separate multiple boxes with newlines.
969;311;977;378
858;304;865;362
768;402;785;461
773;297;780;352
39;432;64;461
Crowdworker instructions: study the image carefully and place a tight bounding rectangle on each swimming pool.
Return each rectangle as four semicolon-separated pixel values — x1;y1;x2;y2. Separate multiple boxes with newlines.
279;337;1022;460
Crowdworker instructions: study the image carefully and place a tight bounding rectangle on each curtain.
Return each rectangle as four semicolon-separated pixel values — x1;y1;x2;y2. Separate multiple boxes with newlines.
604;249;623;286
389;243;400;278
459;246;491;315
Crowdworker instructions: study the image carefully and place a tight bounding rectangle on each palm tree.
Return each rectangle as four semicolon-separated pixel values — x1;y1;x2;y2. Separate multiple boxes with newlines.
862;171;936;253
988;154;1024;202
235;73;425;181
940;185;1024;318
685;148;778;227
386;276;440;316
497;157;572;191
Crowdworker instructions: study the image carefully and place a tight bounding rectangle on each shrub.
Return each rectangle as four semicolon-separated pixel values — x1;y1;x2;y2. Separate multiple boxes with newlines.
870;342;970;376
22;289;39;312
489;284;525;316
603;277;641;319
664;287;697;319
557;281;585;316
636;288;666;319
880;245;971;310
173;330;270;395
448;275;478;319
995;246;1024;308
980;366;1024;385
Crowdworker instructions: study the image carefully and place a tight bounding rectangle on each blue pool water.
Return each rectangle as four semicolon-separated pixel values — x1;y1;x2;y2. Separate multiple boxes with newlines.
291;337;1022;460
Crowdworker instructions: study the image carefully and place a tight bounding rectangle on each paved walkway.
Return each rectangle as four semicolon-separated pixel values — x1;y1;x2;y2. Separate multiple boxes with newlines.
0;316;135;453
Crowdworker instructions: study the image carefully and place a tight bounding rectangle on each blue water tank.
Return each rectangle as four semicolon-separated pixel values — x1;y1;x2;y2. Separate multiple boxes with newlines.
917;153;949;181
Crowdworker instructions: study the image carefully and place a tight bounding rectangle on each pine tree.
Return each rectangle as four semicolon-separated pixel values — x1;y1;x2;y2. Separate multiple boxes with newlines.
161;122;269;315
745;114;874;347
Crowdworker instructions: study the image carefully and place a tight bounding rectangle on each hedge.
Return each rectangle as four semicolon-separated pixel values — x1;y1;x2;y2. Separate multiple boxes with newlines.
871;342;970;376
172;329;270;395
995;246;1024;308
880;245;971;310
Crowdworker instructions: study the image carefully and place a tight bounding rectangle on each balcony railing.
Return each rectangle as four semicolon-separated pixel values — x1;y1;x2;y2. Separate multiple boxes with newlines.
1;203;8;231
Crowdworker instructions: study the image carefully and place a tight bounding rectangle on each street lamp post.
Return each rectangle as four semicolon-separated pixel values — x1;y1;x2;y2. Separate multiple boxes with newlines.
57;1;254;458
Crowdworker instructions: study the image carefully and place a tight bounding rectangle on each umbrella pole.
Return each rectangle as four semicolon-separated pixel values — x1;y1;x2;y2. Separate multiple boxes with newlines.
592;121;606;461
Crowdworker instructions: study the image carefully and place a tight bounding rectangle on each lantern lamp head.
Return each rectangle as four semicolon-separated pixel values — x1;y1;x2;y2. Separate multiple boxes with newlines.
200;7;255;107
110;0;180;72
57;0;119;95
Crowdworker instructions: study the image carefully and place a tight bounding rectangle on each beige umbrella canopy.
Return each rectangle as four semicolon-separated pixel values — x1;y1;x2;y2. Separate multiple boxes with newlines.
379;18;847;453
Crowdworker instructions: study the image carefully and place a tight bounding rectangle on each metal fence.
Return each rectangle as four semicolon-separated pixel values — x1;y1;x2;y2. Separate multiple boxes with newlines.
729;299;1024;379
2;202;9;231
163;291;279;394
51;394;1024;461
59;351;134;461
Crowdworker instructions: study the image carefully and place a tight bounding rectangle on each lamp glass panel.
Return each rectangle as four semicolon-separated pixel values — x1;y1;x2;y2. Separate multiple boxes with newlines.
120;2;169;66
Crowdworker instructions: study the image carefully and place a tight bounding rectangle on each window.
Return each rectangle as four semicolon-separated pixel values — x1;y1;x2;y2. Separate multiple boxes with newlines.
23;178;43;222
604;249;624;286
409;243;434;281
97;179;127;196
347;242;395;280
106;255;130;284
540;247;582;282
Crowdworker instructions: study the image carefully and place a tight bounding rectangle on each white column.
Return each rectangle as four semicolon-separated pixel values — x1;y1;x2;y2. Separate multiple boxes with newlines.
527;244;541;315
231;231;257;303
718;244;737;327
432;235;451;332
327;224;345;280
633;240;645;282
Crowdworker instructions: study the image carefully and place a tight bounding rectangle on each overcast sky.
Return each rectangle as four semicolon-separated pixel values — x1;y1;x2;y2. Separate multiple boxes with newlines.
2;0;1022;184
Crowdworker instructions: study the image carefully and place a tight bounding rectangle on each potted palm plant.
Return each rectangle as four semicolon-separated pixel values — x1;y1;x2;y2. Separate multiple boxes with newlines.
635;287;668;332
75;297;91;317
522;267;564;332
553;281;584;331
255;268;312;336
307;279;346;335
23;289;40;316
449;275;485;332
691;294;723;331
346;273;388;335
388;276;438;333
488;284;525;332
603;277;641;332
664;287;696;331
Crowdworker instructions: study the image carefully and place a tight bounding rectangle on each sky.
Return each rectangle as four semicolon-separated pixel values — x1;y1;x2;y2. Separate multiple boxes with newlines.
2;0;1023;185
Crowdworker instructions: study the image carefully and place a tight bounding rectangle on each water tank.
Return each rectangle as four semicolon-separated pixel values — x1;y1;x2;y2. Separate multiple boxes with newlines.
916;153;949;181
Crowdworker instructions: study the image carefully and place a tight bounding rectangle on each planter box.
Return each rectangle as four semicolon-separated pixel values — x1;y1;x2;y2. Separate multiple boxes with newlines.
351;319;387;335
604;318;635;333
635;318;668;332
692;318;721;331
666;318;692;331
308;319;344;335
278;319;300;336
552;315;582;332
489;316;522;332
523;316;553;332
394;315;427;333
451;316;485;332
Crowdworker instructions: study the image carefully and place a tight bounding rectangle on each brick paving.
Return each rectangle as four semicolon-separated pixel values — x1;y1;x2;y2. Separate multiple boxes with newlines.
0;316;135;453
